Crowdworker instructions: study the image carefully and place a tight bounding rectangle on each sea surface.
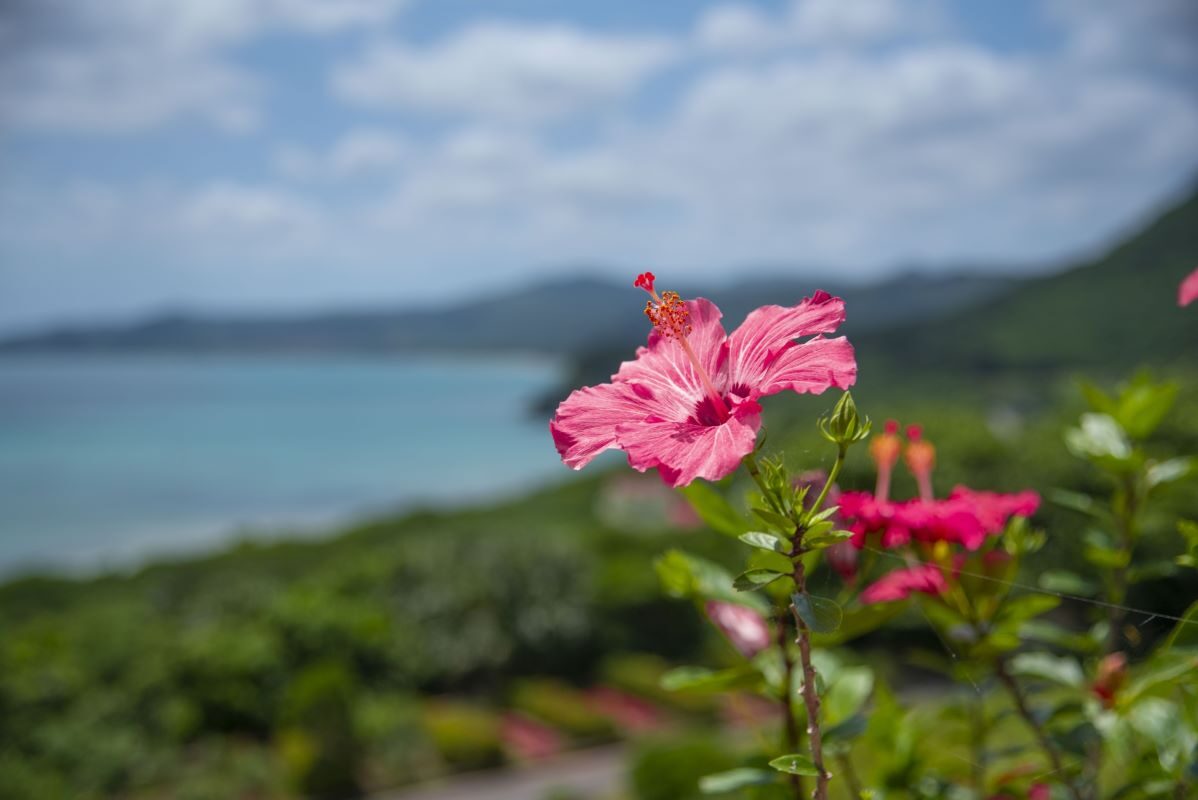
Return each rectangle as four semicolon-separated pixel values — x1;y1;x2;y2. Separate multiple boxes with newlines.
0;354;568;574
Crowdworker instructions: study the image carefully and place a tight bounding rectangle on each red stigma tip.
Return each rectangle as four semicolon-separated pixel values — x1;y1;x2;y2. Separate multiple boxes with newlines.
884;420;899;435
906;425;923;441
634;271;656;293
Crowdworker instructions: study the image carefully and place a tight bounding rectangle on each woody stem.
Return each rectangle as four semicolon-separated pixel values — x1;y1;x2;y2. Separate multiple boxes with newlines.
791;558;830;800
995;659;1084;800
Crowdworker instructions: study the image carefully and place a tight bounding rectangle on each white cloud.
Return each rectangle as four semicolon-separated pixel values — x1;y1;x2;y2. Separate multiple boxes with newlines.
331;22;679;121
0;0;406;134
180;181;320;235
695;0;946;54
1;45;261;134
695;4;780;52
274;128;409;180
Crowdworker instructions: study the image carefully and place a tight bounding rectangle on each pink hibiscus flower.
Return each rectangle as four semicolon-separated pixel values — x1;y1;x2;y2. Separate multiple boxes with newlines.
860;563;948;604
843;487;1039;551
1181;267;1198;307
550;272;856;487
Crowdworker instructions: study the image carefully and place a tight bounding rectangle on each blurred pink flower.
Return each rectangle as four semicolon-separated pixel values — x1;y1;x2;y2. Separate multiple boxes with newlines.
826;539;859;583
1091;652;1128;709
720;691;782;729
842;487;1038;551
501;713;564;760
550;276;856;487
1028;783;1051;800
1180;267;1198;306
585;687;665;732
860;563;948;604
705;600;772;657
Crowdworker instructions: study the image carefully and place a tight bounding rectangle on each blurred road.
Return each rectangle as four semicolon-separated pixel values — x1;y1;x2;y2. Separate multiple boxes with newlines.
378;744;627;800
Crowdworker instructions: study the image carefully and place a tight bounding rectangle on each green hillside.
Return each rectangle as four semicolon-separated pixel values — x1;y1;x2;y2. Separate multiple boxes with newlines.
861;186;1198;375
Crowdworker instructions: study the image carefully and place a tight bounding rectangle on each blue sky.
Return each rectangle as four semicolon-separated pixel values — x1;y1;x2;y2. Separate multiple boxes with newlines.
1;0;1195;332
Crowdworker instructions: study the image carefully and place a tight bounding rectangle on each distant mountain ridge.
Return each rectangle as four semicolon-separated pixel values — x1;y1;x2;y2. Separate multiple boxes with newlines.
0;271;1017;357
857;186;1198;374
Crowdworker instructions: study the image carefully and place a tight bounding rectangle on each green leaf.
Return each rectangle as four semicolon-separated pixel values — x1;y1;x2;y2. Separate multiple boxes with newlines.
1065;413;1132;463
1008;652;1084;688
734;569;787;592
1048;489;1109;520
753;507;795;533
825;666;874;724
699;768;776;794
738;531;788;554
805;519;835;537
654;550;767;611
1038;570;1098;596
1125;656;1198;703
1147;457;1194;489
803;506;839;527
1113;377;1177;439
1079;380;1117;415
792;593;842;633
1084;544;1131;569
1019;620;1099;654
660;665;760;693
1127;560;1178;583
805;529;853;549
768;754;820;776
680;482;752;537
824;712;868;744
997;594;1060;626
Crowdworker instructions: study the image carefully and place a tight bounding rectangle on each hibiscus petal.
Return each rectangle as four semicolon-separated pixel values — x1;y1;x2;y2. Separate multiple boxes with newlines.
726;293;852;396
615;401;761;487
613;298;730;421
756;336;857;397
550;381;647;469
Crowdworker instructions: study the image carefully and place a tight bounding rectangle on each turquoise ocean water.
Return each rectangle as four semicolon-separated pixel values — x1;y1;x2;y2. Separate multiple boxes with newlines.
0;354;567;574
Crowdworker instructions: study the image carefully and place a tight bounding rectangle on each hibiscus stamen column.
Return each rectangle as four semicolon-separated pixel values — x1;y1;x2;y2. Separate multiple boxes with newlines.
635;271;729;419
905;425;936;502
869;420;901;501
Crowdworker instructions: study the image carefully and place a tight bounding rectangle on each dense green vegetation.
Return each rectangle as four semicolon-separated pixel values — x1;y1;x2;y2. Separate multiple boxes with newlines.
2;366;1194;798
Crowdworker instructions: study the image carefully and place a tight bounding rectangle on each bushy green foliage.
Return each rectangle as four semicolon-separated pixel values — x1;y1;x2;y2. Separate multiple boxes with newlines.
420;700;504;771
627;733;740;800
510;679;614;739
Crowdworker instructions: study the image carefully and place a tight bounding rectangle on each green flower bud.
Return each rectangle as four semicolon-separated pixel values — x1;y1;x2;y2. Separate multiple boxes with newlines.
819;391;871;446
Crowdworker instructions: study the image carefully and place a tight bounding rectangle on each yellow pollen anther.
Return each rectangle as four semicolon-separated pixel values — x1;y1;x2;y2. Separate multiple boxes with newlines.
644;290;692;341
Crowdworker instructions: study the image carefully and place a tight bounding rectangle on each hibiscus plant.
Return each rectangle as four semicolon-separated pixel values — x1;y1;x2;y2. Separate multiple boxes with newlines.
550;274;1197;800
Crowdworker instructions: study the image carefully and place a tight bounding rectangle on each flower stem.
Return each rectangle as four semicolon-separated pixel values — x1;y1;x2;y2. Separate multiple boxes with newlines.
810;444;847;515
995;659;1084;800
1105;474;1138;654
777;606;805;799
791;557;830;800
